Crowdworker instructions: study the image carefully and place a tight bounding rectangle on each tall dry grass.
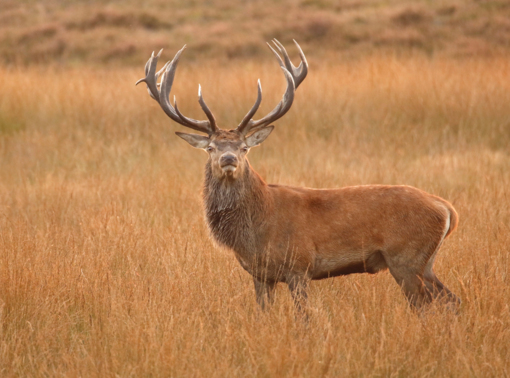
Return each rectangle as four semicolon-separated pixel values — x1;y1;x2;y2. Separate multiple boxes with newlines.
0;53;510;376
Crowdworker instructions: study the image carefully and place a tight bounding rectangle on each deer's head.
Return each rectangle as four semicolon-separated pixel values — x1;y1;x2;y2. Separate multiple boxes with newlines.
136;40;308;181
175;128;274;180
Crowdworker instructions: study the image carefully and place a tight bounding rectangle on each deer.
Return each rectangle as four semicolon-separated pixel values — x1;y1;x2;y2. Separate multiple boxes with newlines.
136;39;460;314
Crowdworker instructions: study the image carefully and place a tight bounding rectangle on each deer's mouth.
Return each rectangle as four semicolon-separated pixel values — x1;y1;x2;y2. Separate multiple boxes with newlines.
221;163;238;174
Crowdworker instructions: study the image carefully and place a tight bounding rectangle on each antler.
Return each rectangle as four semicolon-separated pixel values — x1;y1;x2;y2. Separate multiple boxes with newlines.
236;39;308;136
136;46;217;135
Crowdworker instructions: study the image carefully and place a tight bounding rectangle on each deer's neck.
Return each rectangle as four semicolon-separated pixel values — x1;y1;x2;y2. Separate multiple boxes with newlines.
203;161;268;255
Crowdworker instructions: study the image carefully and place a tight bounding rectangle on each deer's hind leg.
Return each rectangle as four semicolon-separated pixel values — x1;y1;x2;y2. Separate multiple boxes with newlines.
383;238;441;310
386;237;459;311
422;242;461;309
387;264;433;309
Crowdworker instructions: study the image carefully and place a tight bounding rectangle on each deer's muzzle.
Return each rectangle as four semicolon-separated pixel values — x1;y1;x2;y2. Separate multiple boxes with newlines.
220;153;238;173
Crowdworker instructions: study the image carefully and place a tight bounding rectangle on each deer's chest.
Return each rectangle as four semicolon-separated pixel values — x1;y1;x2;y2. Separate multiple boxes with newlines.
207;206;272;273
207;206;253;251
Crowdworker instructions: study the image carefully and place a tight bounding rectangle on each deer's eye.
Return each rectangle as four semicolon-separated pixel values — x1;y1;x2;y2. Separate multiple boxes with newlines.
206;146;214;152
241;147;248;153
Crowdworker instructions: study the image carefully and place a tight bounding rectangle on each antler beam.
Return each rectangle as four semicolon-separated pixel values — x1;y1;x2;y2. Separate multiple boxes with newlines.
236;39;308;136
136;46;217;135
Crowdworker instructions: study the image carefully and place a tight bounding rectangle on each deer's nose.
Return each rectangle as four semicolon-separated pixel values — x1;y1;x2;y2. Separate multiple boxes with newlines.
220;153;238;168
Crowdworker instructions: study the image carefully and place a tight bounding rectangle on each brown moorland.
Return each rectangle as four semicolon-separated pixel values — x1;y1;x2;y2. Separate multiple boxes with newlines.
1;0;510;376
2;0;510;65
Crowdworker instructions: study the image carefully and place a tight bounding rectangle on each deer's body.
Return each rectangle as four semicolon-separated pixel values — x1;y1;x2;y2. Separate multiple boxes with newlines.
202;136;459;308
207;173;457;283
137;40;460;312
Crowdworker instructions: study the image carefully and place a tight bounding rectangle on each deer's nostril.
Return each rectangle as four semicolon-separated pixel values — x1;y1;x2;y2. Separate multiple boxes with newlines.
220;154;238;167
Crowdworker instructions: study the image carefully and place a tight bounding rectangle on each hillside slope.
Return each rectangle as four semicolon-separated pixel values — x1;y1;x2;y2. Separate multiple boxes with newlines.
2;0;510;65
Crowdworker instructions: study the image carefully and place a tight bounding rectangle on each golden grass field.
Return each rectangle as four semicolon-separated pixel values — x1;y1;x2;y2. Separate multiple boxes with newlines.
1;48;510;375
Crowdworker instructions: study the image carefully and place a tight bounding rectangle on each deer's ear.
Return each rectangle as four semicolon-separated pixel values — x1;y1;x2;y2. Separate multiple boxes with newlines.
175;132;210;149
245;126;274;148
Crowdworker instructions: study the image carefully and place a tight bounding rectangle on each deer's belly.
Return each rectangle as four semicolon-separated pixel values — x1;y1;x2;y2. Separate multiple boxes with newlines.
311;250;388;280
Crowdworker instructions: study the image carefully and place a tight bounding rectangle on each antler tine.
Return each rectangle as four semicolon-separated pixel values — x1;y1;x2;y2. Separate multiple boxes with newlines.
198;85;217;130
172;94;216;133
136;49;164;101
272;39;308;89
266;43;285;70
244;67;295;134
236;79;262;135
136;46;217;135
168;86;218;133
236;40;307;136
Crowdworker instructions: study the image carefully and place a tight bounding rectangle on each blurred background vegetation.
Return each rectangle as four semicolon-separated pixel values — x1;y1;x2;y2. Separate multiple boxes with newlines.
2;0;510;66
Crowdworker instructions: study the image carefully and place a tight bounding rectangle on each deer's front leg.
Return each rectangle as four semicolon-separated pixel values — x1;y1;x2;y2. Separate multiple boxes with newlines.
287;276;309;317
253;277;277;310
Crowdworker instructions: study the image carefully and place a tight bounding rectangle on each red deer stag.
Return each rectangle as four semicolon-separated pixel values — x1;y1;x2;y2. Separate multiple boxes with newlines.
136;40;460;312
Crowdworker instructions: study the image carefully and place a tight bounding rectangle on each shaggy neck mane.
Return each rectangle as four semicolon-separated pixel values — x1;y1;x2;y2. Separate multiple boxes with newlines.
203;160;267;253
